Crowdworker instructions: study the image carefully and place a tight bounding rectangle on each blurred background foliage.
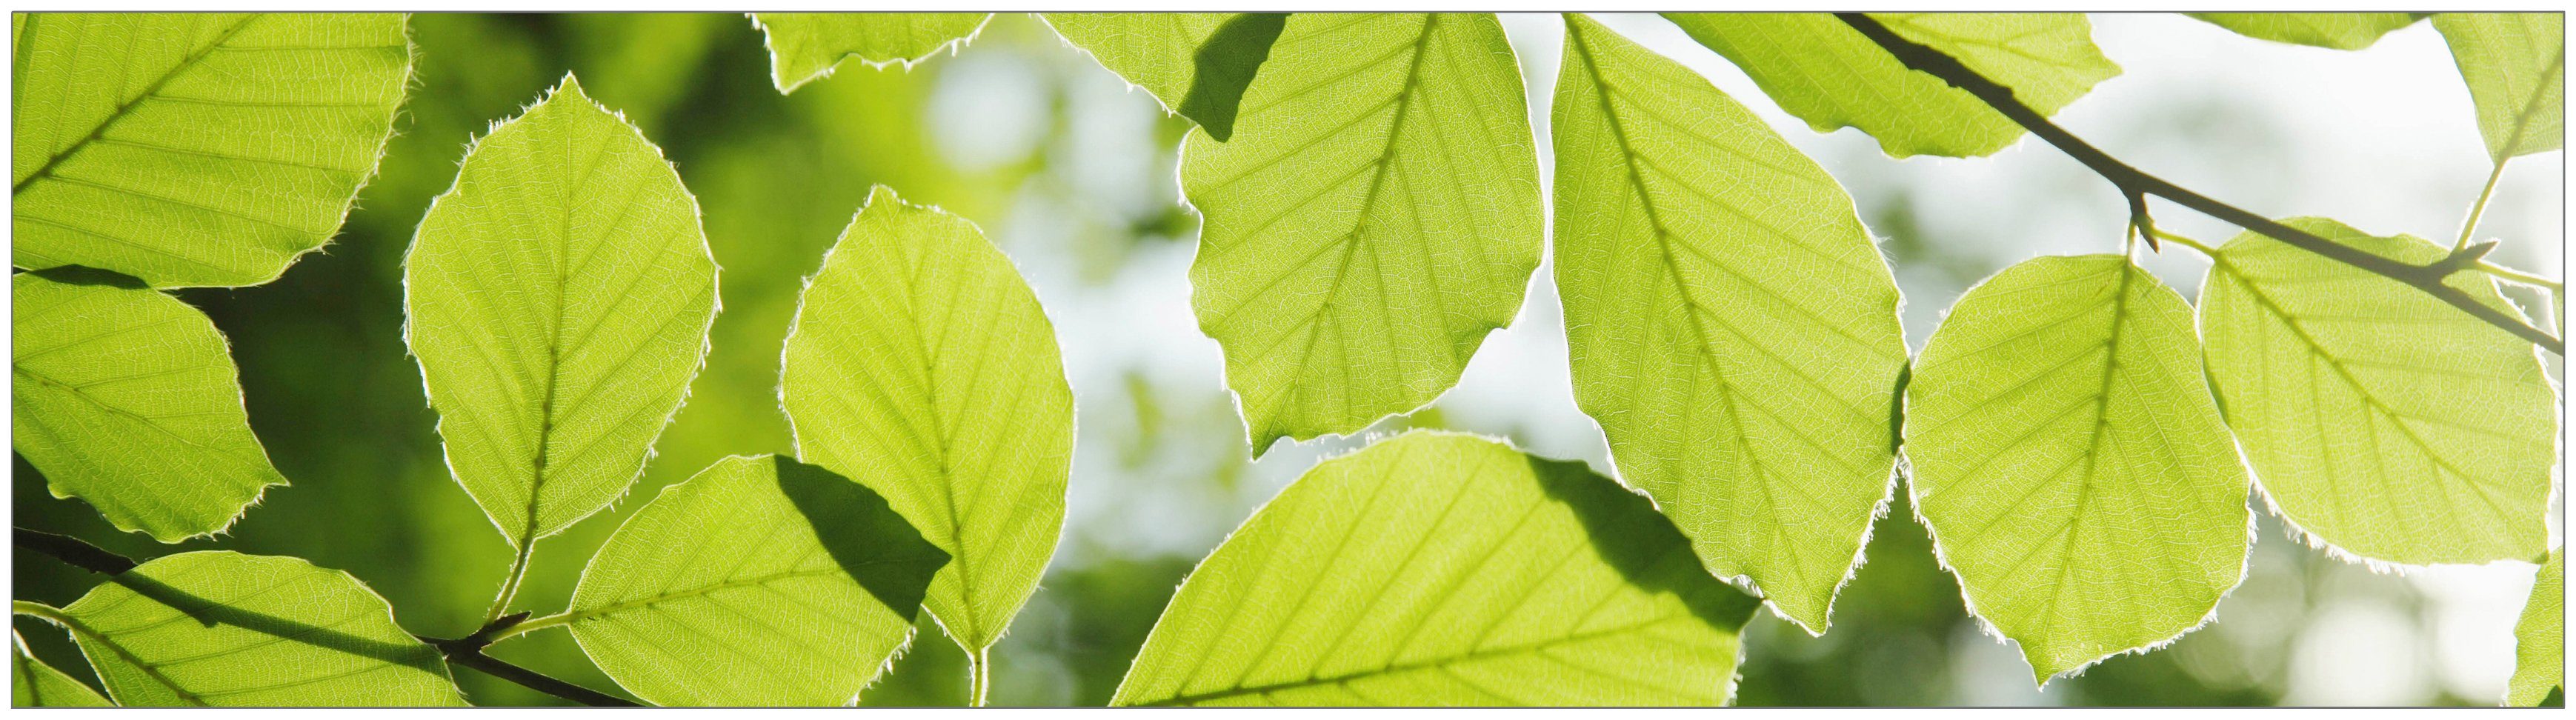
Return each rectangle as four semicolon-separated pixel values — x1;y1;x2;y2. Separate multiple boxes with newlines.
12;13;2562;707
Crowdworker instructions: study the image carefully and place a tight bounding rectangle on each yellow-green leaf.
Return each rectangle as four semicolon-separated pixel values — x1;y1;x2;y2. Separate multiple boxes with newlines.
1552;15;1909;633
753;13;991;93
779;186;1071;654
404;76;719;550
13;273;285;542
1665;13;2118;158
1042;13;1286;141
2510;550;2564;706
2434;13;2566;161
565;455;949;707
13;630;110;707
1113;431;1763;707
2199;219;2557;564
1185;13;1542;451
12;13;411;287
42;552;465;707
1906;255;2251;684
2188;13;2422;50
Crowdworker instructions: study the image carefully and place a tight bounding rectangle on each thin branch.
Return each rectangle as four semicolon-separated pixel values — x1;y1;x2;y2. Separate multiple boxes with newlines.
420;640;639;707
1833;13;2564;355
13;527;136;575
10;527;630;707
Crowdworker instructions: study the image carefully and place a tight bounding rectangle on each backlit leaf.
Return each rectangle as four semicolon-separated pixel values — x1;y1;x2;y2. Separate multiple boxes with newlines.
565;455;948;707
1042;13;1287;141
12;13;411;287
13;630;110;707
2199;219;2557;564
779;186;1071;654
1184;13;1542;451
1113;431;1764;707
1665;13;2117;158
13;273;285;542
44;551;465;707
404;76;719;549
753;13;991;93
2510;550;2563;706
2434;13;2566;161
2187;13;2422;50
1906;255;2251;684
1552;15;1909;632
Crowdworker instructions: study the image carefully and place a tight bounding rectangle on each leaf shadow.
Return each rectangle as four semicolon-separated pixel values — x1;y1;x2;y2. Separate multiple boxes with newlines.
1525;455;1765;633
101;571;447;676
1178;13;1287;142
773;456;949;622
22;265;149;290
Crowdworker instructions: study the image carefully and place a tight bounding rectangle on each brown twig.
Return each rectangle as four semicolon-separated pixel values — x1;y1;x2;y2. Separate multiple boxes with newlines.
1834;13;2563;354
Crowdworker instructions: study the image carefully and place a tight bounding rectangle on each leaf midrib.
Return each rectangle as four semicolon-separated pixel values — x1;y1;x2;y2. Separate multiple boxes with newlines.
1243;13;1440;440
13;15;260;194
2491;36;2566;162
568;561;915;624
1134;613;1707;706
1566;19;1814;606
13;364;271;475
48;610;208;705
2211;255;2522;530
2029;259;2133;666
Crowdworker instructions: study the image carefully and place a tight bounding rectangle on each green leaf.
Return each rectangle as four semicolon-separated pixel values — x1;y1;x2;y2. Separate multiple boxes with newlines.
1113;431;1763;707
11;13;411;288
13;273;285;542
779;186;1071;653
2186;13;2423;50
2510;550;2564;706
1184;13;1542;451
1664;13;2118;159
1552;15;1909;633
2434;13;2566;162
2199;219;2557;564
404;75;719;549
565;454;949;707
753;13;991;93
1042;13;1287;141
1906;255;2251;684
14;630;111;707
42;551;466;707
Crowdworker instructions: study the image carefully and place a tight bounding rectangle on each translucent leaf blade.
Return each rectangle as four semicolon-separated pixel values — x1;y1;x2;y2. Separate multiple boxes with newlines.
779;186;1071;653
1552;15;1909;632
2199;219;2557;564
11;13;411;288
13;273;285;542
2510;550;2564;706
566;455;948;707
1184;13;1542;451
14;631;111;707
47;551;466;707
1042;13;1286;141
403;76;719;547
2186;13;2423;50
1906;255;2251;683
1663;13;2117;159
753;13;991;93
1112;431;1763;707
2434;13;2566;161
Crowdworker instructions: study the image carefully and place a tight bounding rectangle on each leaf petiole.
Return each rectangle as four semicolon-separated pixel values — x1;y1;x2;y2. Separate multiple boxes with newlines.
2455;160;2510;253
11;601;73;626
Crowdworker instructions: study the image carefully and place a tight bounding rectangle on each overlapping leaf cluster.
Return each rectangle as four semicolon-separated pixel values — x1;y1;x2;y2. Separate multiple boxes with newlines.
10;11;2564;708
